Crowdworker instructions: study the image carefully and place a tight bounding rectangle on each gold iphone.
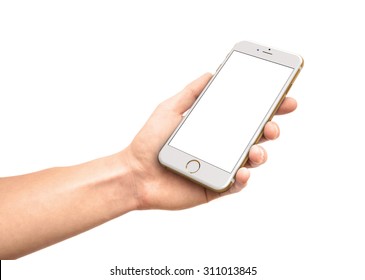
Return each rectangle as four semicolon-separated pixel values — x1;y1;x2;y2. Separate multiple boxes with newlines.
158;41;303;192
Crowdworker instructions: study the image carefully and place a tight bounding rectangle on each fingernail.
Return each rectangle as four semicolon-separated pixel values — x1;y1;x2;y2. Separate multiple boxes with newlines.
258;147;265;162
252;145;265;163
274;124;280;138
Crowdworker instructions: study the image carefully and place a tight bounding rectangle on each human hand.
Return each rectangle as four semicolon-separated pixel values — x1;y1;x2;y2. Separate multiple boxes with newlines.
126;73;297;210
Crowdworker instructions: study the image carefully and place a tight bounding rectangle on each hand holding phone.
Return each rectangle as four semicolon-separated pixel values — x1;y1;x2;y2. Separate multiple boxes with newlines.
159;41;303;192
128;74;297;210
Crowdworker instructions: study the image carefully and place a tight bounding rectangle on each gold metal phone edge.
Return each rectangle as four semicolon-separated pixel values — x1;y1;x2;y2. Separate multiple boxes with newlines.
235;58;304;185
162;58;304;194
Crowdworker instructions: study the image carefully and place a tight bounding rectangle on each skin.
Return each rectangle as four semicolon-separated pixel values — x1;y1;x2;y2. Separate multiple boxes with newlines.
0;73;297;259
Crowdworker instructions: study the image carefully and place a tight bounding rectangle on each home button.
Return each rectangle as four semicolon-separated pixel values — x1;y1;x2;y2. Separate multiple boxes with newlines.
186;160;200;173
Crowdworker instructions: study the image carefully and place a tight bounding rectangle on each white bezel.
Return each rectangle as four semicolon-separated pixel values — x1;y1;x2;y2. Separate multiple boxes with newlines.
158;41;303;192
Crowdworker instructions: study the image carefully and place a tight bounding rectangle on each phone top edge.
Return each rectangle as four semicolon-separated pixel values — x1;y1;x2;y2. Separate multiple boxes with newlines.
233;41;304;69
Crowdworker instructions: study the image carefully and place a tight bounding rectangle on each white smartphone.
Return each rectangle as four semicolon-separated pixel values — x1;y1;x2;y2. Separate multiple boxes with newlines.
158;41;303;192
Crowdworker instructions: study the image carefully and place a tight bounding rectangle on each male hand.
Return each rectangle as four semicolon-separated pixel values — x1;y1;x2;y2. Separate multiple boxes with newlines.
127;73;297;210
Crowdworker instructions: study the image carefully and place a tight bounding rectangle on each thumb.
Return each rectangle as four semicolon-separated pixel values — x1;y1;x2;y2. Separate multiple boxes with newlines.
167;73;212;114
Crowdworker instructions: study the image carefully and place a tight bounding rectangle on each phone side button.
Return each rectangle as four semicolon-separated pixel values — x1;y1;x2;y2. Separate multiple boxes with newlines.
186;160;201;174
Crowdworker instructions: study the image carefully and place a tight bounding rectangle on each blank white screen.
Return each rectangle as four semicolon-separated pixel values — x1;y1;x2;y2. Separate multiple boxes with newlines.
169;51;293;172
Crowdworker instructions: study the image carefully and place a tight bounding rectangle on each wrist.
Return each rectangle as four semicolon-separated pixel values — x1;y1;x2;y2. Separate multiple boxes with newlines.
117;146;149;211
101;149;142;215
77;150;141;220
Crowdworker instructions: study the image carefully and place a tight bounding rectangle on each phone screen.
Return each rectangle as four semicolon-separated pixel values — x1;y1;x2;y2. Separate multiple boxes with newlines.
169;50;294;173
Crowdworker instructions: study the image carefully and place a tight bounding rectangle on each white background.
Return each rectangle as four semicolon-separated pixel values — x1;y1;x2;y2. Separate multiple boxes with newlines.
1;1;364;279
